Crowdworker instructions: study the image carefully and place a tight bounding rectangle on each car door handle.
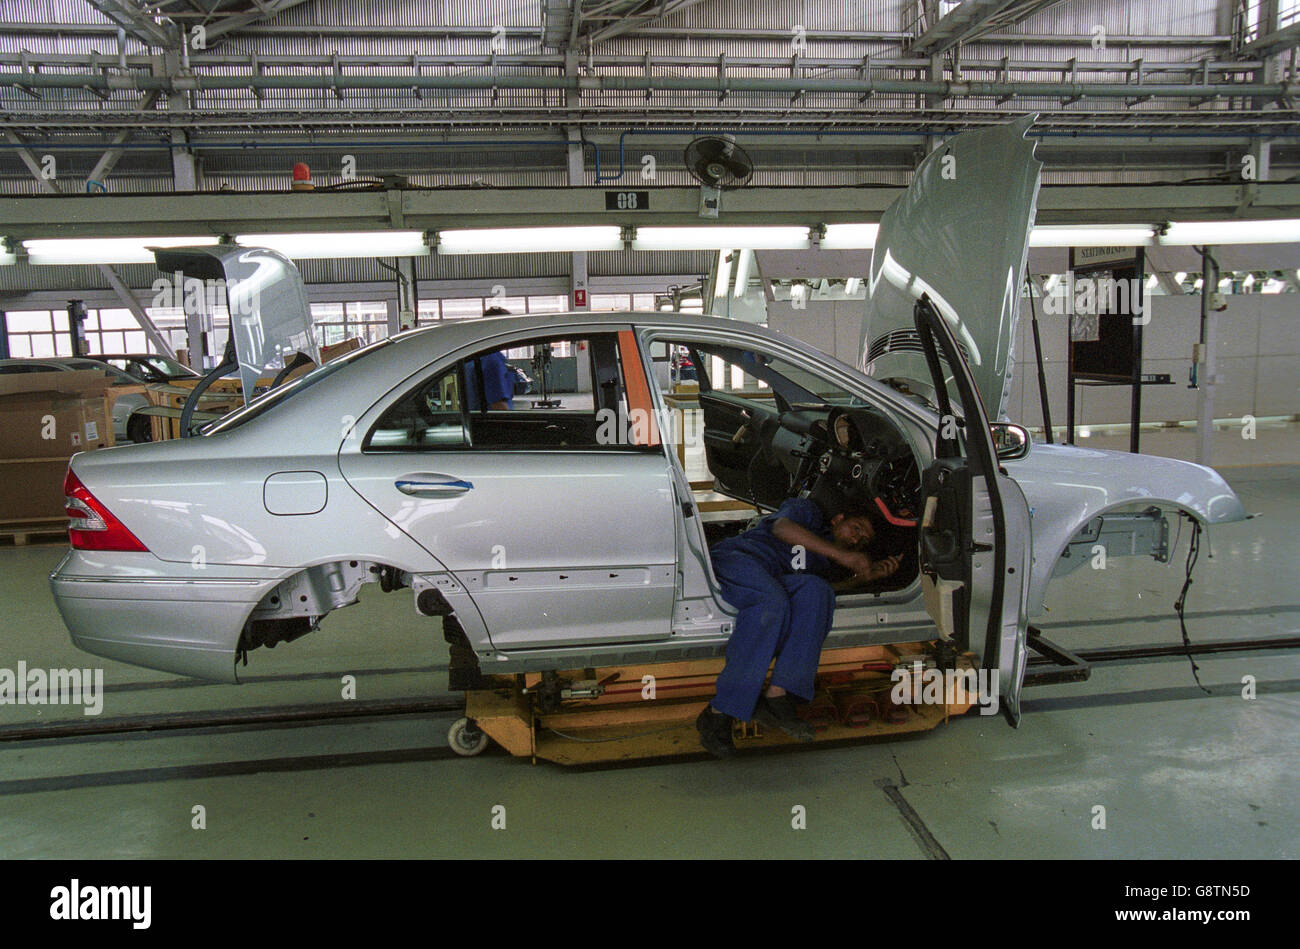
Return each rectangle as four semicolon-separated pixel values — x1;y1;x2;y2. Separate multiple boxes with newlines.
395;475;474;497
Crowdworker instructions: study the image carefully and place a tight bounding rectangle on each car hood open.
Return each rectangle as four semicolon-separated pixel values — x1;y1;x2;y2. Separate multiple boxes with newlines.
859;115;1041;420
152;244;320;402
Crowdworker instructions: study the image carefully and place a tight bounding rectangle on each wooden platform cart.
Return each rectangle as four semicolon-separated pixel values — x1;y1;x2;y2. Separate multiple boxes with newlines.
447;640;982;766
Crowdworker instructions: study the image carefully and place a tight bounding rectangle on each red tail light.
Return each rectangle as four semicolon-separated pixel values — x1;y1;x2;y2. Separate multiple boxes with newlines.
63;468;149;552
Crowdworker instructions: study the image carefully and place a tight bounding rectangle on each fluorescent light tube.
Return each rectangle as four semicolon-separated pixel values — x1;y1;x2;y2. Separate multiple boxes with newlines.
436;227;623;254
1160;219;1300;245
1029;225;1156;247
633;227;811;251
714;249;733;298
821;224;880;249
23;236;218;265
238;231;429;258
732;249;753;298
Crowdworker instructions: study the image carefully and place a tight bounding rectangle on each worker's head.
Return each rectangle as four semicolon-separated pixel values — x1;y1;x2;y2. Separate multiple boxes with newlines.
829;497;878;550
485;306;511;316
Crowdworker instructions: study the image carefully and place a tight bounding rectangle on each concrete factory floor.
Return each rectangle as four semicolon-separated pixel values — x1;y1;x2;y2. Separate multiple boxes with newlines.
0;428;1296;859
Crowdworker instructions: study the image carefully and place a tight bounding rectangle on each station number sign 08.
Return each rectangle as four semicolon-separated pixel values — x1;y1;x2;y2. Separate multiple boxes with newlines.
606;191;650;210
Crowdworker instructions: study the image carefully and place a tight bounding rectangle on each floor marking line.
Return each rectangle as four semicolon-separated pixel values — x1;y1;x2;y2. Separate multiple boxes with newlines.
0;746;460;797
1020;677;1300;713
875;777;951;860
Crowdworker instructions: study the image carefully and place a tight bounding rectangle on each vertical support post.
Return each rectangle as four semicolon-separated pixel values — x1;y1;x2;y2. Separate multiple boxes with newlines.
1196;248;1219;465
160;52;198;191
567;130;589;313
0;310;10;359
1129;248;1146;454
67;300;89;357
1065;310;1076;445
396;256;419;332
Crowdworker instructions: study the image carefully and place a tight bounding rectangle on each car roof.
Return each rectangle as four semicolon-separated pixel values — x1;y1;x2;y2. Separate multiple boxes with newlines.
0;358;74;368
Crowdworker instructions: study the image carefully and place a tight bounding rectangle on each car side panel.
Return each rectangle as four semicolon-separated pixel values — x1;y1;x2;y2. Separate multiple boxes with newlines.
1007;442;1247;613
66;436;442;571
49;550;292;682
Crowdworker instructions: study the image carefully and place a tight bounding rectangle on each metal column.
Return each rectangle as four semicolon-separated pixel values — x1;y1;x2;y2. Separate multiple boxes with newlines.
1196;247;1220;465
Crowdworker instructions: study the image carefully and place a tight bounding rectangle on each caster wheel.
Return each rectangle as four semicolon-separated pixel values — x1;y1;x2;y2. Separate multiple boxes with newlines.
448;717;490;757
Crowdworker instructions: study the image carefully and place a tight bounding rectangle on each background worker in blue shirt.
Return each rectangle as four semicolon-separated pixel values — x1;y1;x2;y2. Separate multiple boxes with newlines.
464;306;516;411
697;495;902;757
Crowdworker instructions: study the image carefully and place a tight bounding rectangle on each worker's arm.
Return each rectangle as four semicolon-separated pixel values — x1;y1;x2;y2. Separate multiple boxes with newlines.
771;517;856;569
771;517;901;580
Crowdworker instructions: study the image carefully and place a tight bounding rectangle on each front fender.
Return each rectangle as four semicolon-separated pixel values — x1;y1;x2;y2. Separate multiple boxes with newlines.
1004;443;1247;614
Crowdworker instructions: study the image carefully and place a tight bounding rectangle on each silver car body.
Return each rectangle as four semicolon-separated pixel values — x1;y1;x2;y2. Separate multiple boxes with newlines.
48;118;1247;722
49;312;1245;707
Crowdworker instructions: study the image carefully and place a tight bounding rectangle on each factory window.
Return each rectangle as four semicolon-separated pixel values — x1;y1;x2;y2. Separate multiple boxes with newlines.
311;301;388;347
414;294;573;325
3;310;68;358
4;307;151;359
440;298;486;320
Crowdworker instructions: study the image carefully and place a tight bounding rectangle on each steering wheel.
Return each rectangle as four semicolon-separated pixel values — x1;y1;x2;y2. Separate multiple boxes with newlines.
871;448;920;521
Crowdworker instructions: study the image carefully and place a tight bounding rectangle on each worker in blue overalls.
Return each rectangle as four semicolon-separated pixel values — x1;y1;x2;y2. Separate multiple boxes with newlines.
463;306;517;412
697;496;902;757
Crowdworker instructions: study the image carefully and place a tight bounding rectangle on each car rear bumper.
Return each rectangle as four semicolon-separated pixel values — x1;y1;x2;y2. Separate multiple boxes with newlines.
49;550;285;682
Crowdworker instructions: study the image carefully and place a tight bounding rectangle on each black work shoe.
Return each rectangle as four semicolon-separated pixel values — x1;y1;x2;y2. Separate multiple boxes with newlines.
696;706;736;758
754;694;816;742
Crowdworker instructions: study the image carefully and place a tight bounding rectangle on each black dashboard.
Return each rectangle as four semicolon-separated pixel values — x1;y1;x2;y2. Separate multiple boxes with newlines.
775;404;921;527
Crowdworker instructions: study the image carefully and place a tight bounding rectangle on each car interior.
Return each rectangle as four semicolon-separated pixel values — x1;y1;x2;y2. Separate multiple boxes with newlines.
366;333;634;452
666;340;923;597
364;331;923;597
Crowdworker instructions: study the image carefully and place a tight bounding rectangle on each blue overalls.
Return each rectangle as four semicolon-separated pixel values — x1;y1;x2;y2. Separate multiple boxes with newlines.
708;497;837;721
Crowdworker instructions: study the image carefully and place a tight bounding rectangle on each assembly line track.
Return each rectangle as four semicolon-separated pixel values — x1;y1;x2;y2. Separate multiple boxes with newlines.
1;633;1296;745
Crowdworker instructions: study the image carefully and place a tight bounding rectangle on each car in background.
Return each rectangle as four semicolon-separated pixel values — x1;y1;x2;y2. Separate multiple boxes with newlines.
91;354;198;385
0;357;156;444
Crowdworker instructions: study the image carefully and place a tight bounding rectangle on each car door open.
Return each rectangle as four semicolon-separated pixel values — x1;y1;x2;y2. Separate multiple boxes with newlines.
913;296;1033;725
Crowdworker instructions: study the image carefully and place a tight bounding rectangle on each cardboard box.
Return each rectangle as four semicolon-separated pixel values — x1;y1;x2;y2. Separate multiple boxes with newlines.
0;371;115;460
0;458;71;524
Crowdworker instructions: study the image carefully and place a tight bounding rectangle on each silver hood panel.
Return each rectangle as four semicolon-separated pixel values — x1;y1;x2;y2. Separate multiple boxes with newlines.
861;115;1041;419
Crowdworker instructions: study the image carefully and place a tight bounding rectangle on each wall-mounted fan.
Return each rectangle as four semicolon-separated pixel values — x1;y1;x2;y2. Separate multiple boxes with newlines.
684;136;754;218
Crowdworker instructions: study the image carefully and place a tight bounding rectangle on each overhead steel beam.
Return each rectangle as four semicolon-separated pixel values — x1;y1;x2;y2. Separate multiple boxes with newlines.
0;50;1268;74
2;130;59;195
85;90;161;189
4;183;1300;238
96;264;177;360
202;0;318;43
588;0;711;44
911;0;1014;56
0;22;1233;45
1239;21;1300;58
0;70;1290;99
82;0;175;49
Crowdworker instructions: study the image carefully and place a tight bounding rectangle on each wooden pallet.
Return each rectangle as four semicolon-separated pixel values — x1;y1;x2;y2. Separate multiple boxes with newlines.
465;643;977;766
0;520;68;547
